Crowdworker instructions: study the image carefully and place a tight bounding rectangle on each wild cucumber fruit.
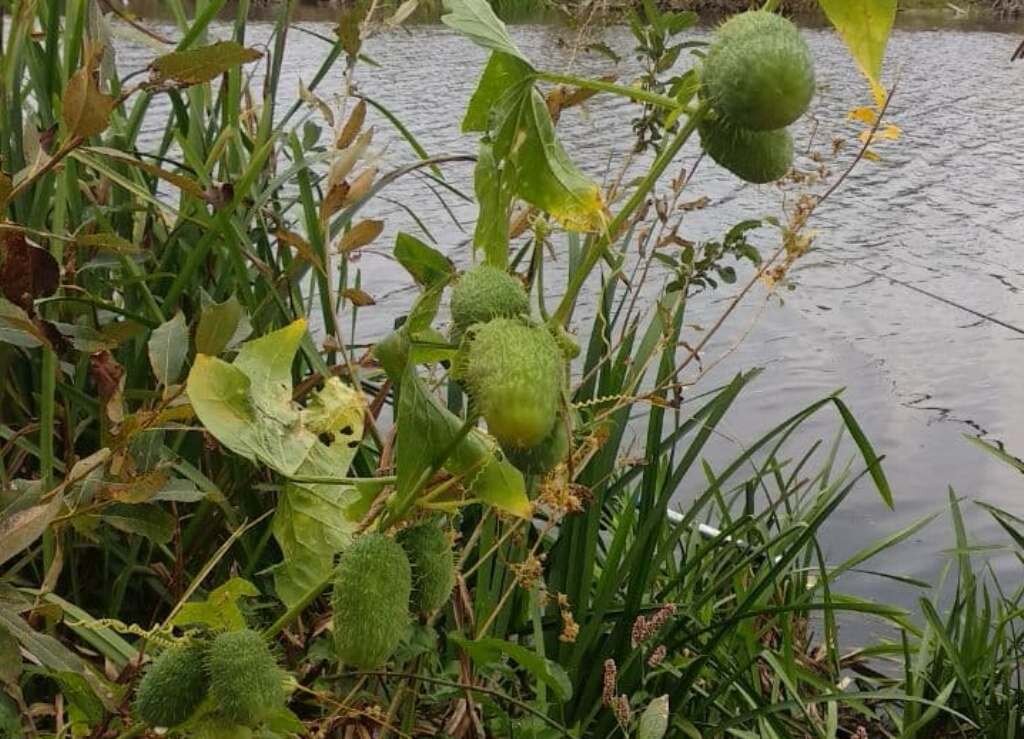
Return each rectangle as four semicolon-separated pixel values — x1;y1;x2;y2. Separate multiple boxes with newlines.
206;629;284;726
502;416;570;476
332;534;412;668
450;265;529;334
549;323;581;360
702;11;815;131
134;641;209;727
462;318;563;449
397;522;456;614
699;117;794;184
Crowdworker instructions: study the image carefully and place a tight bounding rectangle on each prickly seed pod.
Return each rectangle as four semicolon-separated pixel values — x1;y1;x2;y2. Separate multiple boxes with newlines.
134;641;210;728
332;534;412;668
450;265;529;335
397;522;456;614
698;116;794;184
502;415;571;476
205;629;285;726
549;323;582;360
702;11;815;131
461;318;563;449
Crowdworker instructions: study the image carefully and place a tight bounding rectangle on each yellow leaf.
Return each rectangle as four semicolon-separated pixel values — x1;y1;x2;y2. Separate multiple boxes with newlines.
299;79;335;128
337;219;384;253
847;106;878;125
819;0;896;95
63;58;116;139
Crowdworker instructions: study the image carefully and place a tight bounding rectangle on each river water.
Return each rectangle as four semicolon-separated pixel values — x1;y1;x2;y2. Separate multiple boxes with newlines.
116;10;1024;609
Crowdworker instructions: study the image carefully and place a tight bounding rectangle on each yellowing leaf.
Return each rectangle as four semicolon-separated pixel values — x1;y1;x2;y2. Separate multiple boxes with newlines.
818;0;896;96
337;219;384;253
847;106;878;125
62;63;116;139
343;166;377;206
299;79;335;128
151;41;262;86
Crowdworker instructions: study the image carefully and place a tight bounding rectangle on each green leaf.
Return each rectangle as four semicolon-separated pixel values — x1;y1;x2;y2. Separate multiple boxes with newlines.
148;311;188;385
638;695;670;739
450;634;572;701
397;368;529;518
818;0;896;99
0;625;21;684
492;78;606;232
441;0;530;65
272;379;366;607
0;298;48;349
0;605;118;711
394;232;454;288
98;503;175;544
55;672;105;725
473;142;512;267
195;293;251;356
170;577;259;631
151;41;262;86
462;51;534;133
186;320;317;476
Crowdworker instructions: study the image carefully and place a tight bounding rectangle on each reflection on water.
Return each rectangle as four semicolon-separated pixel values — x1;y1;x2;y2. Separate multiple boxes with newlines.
112;14;1024;607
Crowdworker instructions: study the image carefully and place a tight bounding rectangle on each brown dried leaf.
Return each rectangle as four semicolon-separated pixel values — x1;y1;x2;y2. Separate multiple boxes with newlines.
62;55;116;139
89;350;125;424
320;181;351;224
151;41;262;86
276;228;325;274
102;469;171;504
342;166;377;207
337;220;383;254
0;230;60;311
342;288;376;307
337;100;367;150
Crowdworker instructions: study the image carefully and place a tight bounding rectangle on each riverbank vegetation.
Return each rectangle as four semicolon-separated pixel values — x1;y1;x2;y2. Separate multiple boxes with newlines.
2;0;1024;737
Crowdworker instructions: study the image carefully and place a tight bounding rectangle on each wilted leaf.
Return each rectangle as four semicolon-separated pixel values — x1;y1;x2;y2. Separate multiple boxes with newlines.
89;351;125;423
441;0;530;65
63;56;116;139
0;625;20;683
148;311;188;386
342;288;376;307
102;469;171;504
321;181;351;224
818;0;896;103
170;577;258;631
151;41;262;86
0;299;49;348
336;99;367;149
0;172;11;213
343;166;377;206
450;634;571;701
329;128;374;187
186;321;317;477
335;1;369;58
0;493;62;567
277;228;325;275
196;294;250;356
0;231;59;311
299;79;334;127
394;232;454;287
337;219;384;253
386;0;420;27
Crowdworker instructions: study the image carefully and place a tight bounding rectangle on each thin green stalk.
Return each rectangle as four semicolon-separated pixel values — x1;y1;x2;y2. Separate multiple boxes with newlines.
535;70;687;111
552;101;709;325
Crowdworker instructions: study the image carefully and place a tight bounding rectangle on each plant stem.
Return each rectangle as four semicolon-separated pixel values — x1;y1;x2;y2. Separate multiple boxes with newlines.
552;101;709;326
535;70;681;110
261;567;335;641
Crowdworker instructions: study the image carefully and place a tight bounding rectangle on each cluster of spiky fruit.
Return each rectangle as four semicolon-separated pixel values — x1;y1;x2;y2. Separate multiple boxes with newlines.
332;522;456;668
698;10;815;184
450;264;574;475
134;629;285;730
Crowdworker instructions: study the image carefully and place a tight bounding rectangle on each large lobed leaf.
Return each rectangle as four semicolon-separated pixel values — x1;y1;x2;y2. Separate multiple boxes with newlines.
441;0;530;65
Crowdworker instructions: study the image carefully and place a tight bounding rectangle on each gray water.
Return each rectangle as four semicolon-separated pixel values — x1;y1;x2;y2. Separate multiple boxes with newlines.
116;14;1024;609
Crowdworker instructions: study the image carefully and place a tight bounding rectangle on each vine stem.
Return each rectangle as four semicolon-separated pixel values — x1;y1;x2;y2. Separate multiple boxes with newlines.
535;70;685;111
552;101;710;326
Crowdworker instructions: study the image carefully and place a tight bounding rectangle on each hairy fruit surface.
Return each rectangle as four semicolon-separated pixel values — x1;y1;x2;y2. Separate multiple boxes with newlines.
702;11;814;131
397;522;456;614
699;117;794;184
450;265;529;334
333;534;412;668
206;629;284;726
134;641;210;728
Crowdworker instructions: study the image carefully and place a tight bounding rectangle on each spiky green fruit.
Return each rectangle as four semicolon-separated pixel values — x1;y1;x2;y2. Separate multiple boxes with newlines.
134;642;209;728
397;522;456;614
549;324;581;360
332;534;412;668
702;11;815;131
462;318;563;449
502;416;570;476
450;265;529;334
206;630;284;726
699;117;794;184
